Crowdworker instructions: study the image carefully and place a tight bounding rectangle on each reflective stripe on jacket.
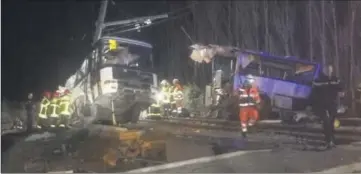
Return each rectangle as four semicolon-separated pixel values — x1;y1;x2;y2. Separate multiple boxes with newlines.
38;97;50;118
239;87;260;107
172;85;184;101
148;104;161;116
48;98;60;118
59;94;71;116
161;86;171;103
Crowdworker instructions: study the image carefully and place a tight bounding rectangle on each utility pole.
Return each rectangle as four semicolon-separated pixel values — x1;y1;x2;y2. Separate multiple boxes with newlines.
93;0;109;44
92;0;168;44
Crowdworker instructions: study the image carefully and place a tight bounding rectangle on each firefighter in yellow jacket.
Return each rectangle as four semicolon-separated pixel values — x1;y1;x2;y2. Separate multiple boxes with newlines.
37;91;52;129
148;94;162;119
147;80;172;119
58;89;72;128
48;91;61;128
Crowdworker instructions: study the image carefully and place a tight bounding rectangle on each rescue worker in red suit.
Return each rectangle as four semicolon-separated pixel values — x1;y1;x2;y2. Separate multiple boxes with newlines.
238;75;260;136
171;79;184;116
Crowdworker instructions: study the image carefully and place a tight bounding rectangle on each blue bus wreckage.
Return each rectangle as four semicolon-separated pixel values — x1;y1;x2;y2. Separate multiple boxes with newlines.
189;44;344;122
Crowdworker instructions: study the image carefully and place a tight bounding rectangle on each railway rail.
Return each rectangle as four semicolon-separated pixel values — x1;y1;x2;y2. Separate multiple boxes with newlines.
141;117;361;147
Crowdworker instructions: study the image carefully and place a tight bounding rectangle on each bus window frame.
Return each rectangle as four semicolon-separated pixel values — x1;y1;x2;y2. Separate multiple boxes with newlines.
239;53;319;86
96;37;154;70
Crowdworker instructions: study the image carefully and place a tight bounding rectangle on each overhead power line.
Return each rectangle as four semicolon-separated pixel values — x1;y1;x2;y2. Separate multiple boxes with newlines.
103;2;199;36
107;3;197;35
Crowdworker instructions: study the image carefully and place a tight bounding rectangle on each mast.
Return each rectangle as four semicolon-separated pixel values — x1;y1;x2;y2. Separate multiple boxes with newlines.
93;0;109;44
92;0;168;44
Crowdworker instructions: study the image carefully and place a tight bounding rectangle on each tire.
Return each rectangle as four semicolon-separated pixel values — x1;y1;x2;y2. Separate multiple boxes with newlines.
130;105;141;124
259;95;272;120
69;96;89;128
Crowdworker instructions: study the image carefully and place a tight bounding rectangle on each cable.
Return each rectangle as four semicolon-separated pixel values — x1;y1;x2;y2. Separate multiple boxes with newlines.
103;2;198;34
103;2;199;36
105;10;193;36
167;1;199;16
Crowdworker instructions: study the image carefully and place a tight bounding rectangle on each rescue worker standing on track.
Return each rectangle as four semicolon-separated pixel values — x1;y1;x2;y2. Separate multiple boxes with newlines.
309;64;342;149
171;79;184;116
160;80;172;118
356;83;361;118
37;91;51;129
48;91;61;128
58;89;72;128
238;75;260;137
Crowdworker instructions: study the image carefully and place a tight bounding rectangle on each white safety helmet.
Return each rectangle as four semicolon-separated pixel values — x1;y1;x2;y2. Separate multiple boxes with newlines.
160;79;169;86
28;93;33;100
172;78;180;85
245;74;255;83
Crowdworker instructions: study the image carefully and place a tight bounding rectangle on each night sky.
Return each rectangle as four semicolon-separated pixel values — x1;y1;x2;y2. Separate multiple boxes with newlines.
2;0;167;101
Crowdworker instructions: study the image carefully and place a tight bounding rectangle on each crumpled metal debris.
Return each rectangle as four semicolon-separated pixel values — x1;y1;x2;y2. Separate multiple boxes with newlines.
189;44;240;63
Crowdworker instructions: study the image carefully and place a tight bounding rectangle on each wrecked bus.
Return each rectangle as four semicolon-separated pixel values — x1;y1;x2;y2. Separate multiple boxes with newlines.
234;51;321;120
189;44;323;121
65;36;158;125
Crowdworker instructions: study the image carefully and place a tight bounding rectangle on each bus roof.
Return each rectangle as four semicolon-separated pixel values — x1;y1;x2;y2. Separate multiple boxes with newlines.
99;36;153;48
243;50;319;65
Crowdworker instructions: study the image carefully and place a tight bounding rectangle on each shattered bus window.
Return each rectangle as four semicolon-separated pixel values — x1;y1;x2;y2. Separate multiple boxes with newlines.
239;53;316;85
101;43;153;71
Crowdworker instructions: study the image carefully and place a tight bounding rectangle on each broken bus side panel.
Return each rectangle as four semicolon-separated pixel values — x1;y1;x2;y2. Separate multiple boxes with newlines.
234;51;321;118
65;36;158;124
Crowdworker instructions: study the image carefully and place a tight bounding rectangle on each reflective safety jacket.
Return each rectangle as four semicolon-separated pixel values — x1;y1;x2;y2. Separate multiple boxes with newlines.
48;98;60;118
172;84;184;102
239;86;260;107
148;103;161;116
161;86;172;103
59;94;71;116
38;97;50;119
309;74;342;109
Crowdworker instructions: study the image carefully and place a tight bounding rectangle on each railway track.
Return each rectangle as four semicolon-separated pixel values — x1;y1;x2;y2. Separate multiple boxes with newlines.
141;117;361;147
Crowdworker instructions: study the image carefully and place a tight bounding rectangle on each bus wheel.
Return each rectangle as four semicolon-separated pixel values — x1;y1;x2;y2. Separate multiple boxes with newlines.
70;97;91;128
130;105;141;124
259;95;272;120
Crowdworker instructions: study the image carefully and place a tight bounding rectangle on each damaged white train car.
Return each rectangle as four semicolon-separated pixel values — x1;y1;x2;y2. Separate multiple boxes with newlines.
64;36;158;125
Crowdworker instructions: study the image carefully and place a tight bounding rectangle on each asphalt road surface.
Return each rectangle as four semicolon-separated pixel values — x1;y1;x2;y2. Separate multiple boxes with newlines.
2;121;361;173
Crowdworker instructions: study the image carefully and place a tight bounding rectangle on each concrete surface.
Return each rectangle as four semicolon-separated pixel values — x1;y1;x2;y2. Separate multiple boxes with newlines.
2;121;361;173
128;145;361;173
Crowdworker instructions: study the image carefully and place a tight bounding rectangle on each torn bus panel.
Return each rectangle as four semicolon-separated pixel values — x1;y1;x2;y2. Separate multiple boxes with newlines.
64;37;158;126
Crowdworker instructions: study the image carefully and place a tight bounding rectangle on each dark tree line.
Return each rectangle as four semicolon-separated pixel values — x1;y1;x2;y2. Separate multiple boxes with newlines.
149;1;361;111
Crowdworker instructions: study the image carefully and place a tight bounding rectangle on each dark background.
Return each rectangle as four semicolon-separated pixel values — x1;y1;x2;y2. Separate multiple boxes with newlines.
2;0;168;101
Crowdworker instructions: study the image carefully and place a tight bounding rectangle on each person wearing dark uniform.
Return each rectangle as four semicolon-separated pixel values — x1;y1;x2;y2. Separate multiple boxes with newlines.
25;93;35;133
356;83;361;118
309;65;342;149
